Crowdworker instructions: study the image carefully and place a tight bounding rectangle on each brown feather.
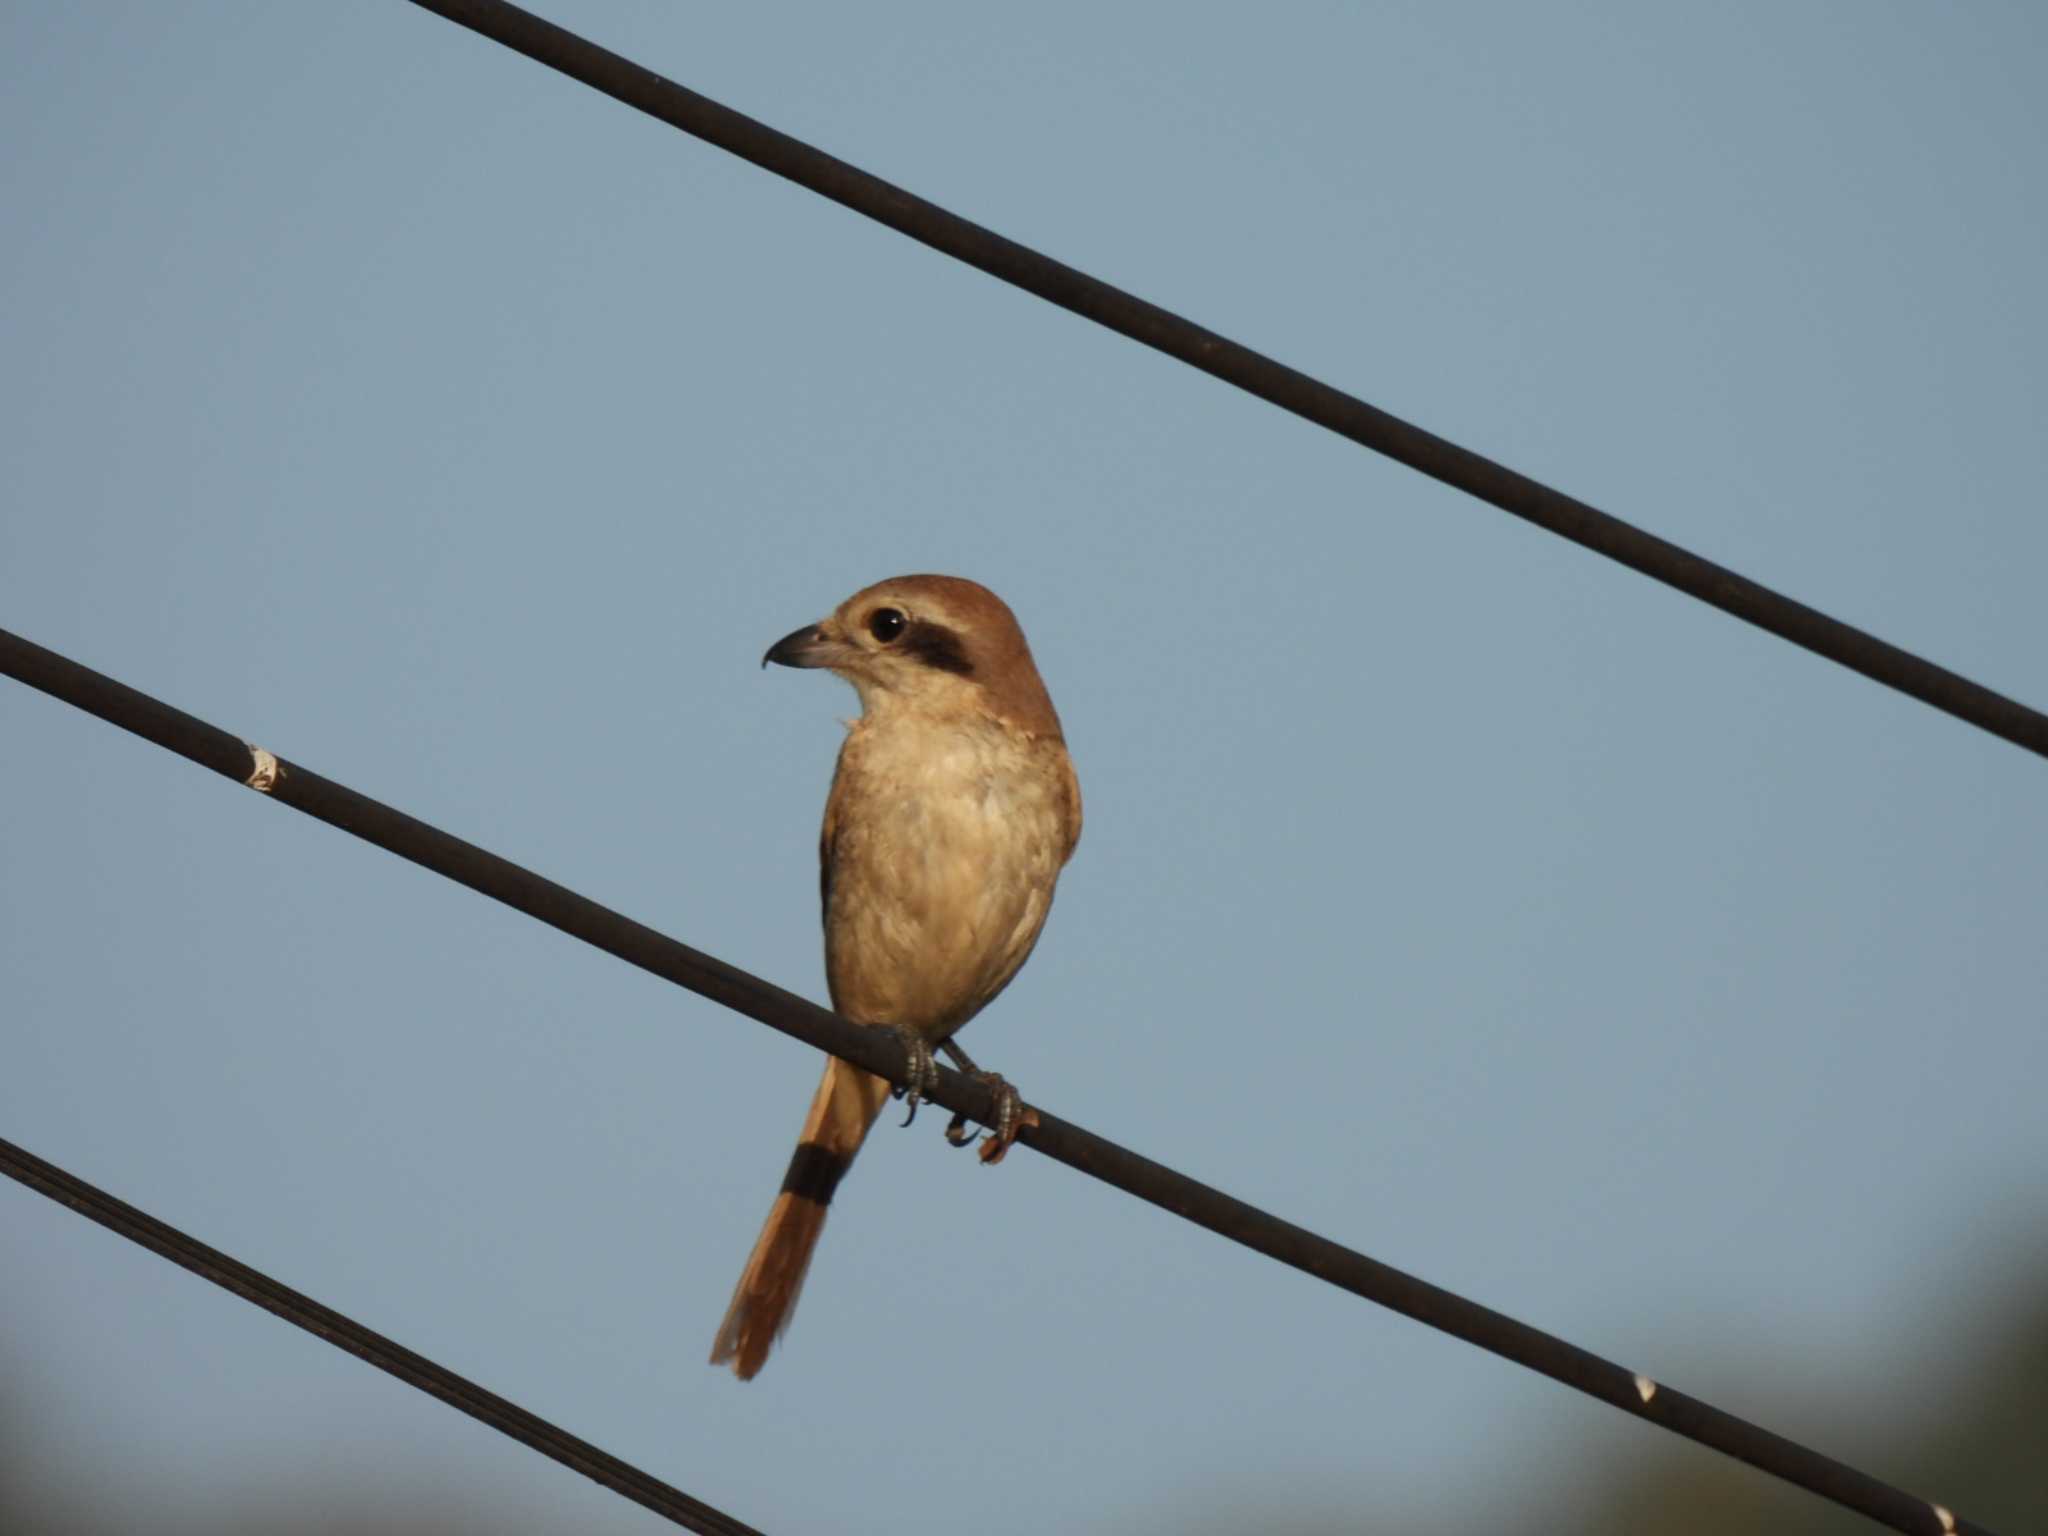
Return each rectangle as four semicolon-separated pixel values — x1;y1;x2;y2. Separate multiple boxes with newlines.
709;1056;892;1378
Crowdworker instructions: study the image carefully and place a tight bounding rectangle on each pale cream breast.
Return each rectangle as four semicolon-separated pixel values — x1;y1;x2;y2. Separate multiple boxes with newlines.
822;711;1074;1038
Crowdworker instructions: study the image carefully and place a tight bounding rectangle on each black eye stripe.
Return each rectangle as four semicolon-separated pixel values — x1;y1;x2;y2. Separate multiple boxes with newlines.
901;622;974;676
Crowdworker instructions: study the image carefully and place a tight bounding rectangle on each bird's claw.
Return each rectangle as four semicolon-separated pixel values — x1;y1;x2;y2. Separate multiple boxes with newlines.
887;1029;938;1127
943;1071;1034;1164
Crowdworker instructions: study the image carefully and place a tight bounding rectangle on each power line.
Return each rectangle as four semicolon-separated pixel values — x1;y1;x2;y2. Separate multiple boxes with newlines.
398;0;2048;765
0;1133;765;1536
0;627;1994;1536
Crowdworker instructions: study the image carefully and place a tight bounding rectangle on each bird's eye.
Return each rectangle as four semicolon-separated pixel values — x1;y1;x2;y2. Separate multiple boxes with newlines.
867;608;907;643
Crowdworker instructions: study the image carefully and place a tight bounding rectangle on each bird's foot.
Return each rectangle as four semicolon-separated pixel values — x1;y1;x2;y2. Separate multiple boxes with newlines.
886;1028;939;1127
944;1071;1037;1164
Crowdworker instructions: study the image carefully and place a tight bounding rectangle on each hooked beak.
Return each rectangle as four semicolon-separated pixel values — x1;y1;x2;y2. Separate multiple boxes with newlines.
762;622;834;669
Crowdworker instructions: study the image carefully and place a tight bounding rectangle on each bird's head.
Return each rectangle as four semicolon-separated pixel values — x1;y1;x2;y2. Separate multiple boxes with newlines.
763;574;1063;739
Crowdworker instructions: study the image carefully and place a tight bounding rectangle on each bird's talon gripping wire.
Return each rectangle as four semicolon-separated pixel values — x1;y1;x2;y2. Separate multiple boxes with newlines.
887;1029;937;1127
935;1070;1033;1163
978;1075;1019;1164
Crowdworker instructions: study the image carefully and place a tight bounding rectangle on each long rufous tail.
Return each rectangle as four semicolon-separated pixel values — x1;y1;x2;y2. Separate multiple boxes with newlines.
710;1055;894;1379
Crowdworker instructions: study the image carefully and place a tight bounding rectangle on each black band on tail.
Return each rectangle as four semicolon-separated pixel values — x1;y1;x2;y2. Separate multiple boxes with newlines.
780;1142;850;1206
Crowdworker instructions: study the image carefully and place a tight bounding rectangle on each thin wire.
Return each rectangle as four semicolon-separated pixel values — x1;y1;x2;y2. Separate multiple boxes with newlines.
393;0;2048;765
0;1133;765;1536
0;628;1993;1536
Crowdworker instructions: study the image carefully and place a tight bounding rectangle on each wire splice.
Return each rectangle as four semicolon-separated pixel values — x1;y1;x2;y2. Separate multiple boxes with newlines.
244;743;281;792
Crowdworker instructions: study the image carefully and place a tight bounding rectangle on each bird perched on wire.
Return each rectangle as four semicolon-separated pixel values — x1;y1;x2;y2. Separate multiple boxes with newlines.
711;574;1082;1381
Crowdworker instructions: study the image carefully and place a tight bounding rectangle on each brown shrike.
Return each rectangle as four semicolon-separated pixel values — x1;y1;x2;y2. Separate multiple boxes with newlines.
710;574;1081;1381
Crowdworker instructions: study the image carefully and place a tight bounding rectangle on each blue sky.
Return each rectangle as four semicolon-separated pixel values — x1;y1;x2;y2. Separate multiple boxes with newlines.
3;4;2044;1532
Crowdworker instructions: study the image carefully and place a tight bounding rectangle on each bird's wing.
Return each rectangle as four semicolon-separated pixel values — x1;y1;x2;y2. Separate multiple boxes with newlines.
818;733;855;926
818;786;840;926
1056;745;1084;864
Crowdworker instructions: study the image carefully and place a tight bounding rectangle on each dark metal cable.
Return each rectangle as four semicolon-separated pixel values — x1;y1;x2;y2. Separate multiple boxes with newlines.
0;628;1994;1536
394;0;2048;764
0;1132;764;1536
